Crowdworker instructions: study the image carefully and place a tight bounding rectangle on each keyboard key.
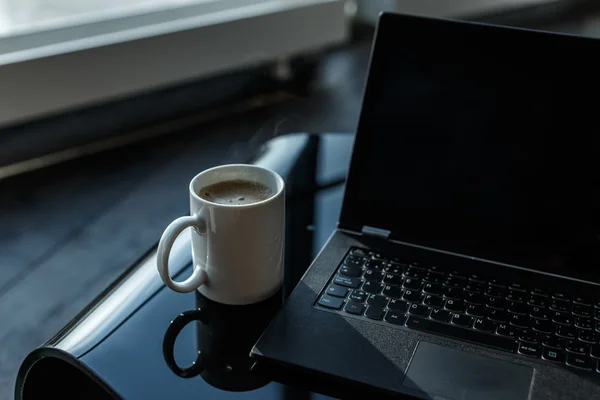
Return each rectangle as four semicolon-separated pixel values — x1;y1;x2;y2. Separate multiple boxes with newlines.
326;285;349;298
343;255;364;267
531;319;552;334
451;313;473;328
464;292;484;305
531;288;549;297
406;316;518;352
318;295;344;310
566;353;593;370
350;248;367;257
423;283;443;295
403;278;422;290
542;335;565;349
408;304;430;318
344;302;365;315
403;290;422;303
362;281;383;294
445;299;465;313
424;295;444;308
596;309;600;321
443;278;464;289
444;287;463;300
427;266;445;275
552;312;572;326
364;306;384;320
566;340;590;355
388;299;409;312
367;294;388;308
403;268;421;279
339;265;362;277
468;274;486;283
509;283;527;292
573;305;592;318
591;344;600;359
430;308;452;323
518;342;540;357
487;308;508;322
464;282;484;293
507;302;527;315
573;296;591;306
579;330;596;344
552;292;571;302
384;310;406;325
530;306;549;320
423;272;443;283
466;304;485;317
363;269;385;282
365;259;385;270
489;279;507;288
333;275;361;288
556;325;576;340
497;324;518;338
384;265;403;275
449;271;467;280
528;296;548;308
485;295;506;309
519;330;540;343
485;286;506;298
550;301;571;313
473;318;496;332
542;347;564;363
349;290;366;302
506;292;525;303
575;317;593;330
381;272;401;285
382;285;404;299
509;314;530;328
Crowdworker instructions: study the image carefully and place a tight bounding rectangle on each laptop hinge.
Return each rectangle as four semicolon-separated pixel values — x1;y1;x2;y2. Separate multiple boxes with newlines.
361;225;391;240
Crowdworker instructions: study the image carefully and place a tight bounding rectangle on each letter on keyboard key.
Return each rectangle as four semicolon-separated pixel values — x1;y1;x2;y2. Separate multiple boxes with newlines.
430;308;452;323
408;304;430;318
451;313;473;328
367;294;388;308
383;285;404;299
388;299;409;312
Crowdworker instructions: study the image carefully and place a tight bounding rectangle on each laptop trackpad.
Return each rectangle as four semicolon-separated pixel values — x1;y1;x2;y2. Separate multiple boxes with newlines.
403;342;533;400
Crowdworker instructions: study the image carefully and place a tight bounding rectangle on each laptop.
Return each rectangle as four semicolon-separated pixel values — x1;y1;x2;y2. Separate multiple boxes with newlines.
251;12;600;400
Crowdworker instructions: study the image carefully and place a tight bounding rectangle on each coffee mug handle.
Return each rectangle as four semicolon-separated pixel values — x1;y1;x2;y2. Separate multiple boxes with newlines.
162;308;206;378
157;214;208;293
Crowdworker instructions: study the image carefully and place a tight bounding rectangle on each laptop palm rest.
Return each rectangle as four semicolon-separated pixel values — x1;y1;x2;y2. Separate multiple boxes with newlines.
403;342;533;400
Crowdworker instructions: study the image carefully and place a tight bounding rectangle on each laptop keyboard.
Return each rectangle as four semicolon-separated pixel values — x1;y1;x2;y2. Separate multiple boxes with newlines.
315;247;600;373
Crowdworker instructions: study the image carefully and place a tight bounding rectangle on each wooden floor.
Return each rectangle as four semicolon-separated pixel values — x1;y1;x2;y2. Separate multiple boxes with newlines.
2;7;600;398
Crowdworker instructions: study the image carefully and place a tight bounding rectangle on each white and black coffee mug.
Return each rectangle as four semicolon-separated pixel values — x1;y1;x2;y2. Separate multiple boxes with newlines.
157;164;285;305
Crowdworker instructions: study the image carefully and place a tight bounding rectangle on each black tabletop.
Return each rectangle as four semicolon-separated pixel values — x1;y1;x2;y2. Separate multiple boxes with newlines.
15;132;354;400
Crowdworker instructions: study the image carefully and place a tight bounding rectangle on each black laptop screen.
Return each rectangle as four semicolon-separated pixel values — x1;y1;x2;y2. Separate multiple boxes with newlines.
341;14;600;281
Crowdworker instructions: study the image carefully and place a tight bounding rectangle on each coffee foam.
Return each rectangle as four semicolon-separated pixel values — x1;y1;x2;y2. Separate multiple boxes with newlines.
199;179;273;205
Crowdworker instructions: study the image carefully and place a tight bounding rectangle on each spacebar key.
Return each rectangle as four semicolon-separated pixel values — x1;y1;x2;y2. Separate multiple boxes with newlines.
406;316;518;352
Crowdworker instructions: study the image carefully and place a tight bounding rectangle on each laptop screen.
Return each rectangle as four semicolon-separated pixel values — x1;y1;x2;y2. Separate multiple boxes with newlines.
341;13;600;282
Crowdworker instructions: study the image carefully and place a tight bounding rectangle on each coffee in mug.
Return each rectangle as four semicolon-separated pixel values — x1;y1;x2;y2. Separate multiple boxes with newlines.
198;179;273;205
